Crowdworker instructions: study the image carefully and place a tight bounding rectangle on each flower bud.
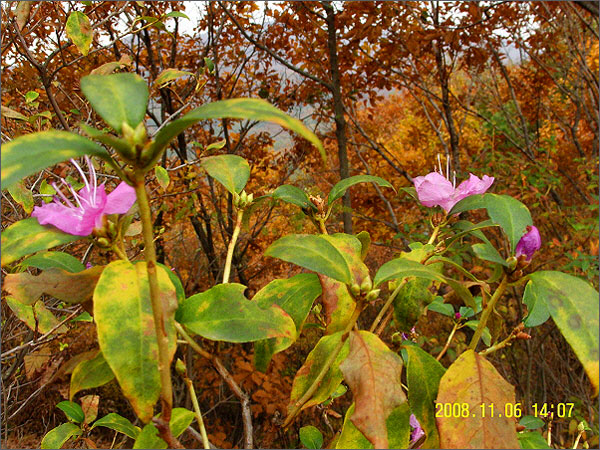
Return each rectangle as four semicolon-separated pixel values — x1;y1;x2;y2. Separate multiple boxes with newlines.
96;237;111;249
121;122;135;142
506;256;518;271
132;122;147;146
360;277;373;294
350;283;361;296
388;280;398;291
578;422;586;433
240;191;248;205
583;442;589;449
515;225;541;262
366;289;381;302
175;358;187;376
247;193;254;204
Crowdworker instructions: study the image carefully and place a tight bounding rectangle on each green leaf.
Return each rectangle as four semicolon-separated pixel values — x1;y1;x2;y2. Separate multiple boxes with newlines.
80;73;149;134
448;193;486;215
1;130;109;188
25;91;40;102
57;401;85;423
39;179;56;203
253;273;322;371
154;68;194;88
483;193;532;253
66;11;92;56
70;350;115;400
404;345;446;449
1;218;81;267
41;423;82;449
265;234;352;285
8;181;34;213
464;320;492;346
517;431;552;449
472;242;508;266
336;402;411;450
328;175;394;206
271;185;314;210
79;122;135;157
204;138;226;152
518;415;545;430
94;261;177;423
5;297;68;334
204;57;215;73
91;413;141;439
148;98;325;165
526;271;599;395
289;331;350;411
164;11;190;20
356;230;371;261
155;166;170;190
201;154;249;194
373;258;444;288
300;425;323;449
427;297;454;317
321;233;370;286
339;331;406;449
21;251;85;273
522;281;550;327
177;283;295;343
133;408;194;449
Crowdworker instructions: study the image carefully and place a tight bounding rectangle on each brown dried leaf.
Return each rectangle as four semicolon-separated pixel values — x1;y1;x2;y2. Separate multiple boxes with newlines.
3;266;104;305
436;349;520;449
339;330;406;448
80;395;99;424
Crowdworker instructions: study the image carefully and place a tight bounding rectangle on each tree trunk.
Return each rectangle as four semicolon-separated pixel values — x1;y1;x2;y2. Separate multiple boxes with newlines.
324;2;352;234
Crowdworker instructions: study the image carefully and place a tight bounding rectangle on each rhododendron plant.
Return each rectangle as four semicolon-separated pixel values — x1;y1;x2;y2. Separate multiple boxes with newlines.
31;156;136;236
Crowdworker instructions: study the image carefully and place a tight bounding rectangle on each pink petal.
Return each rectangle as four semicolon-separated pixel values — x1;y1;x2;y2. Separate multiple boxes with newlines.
413;172;456;211
32;201;98;236
104;182;136;215
455;174;494;199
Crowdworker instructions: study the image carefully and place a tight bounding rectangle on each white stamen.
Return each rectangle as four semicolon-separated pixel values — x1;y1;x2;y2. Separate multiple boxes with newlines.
51;182;76;208
60;179;85;211
71;158;91;197
437;154;443;175
85;156;98;205
446;155;450;179
453;171;456;188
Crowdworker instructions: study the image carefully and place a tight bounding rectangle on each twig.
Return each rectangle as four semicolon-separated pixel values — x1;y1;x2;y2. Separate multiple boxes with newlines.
175;322;253;449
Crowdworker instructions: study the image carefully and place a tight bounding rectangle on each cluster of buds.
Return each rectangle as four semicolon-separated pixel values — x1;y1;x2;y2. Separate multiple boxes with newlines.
350;276;380;302
233;190;254;209
120;121;151;164
92;219;119;250
511;322;531;340
308;195;327;218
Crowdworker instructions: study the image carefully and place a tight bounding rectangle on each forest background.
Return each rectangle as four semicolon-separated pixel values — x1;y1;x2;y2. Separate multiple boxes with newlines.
1;1;598;448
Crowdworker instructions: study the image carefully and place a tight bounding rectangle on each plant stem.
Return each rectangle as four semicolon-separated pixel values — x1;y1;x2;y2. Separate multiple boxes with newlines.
282;303;363;428
133;173;179;447
112;245;129;261
427;223;442;245
436;322;460;361
468;275;508;350
318;219;328;234
369;279;407;333
478;332;515;357
184;377;210;450
223;209;243;284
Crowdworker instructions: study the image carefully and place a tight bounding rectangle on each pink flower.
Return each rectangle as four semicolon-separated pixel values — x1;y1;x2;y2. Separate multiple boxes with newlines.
515;225;541;261
32;156;136;236
410;414;425;446
413;171;494;213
